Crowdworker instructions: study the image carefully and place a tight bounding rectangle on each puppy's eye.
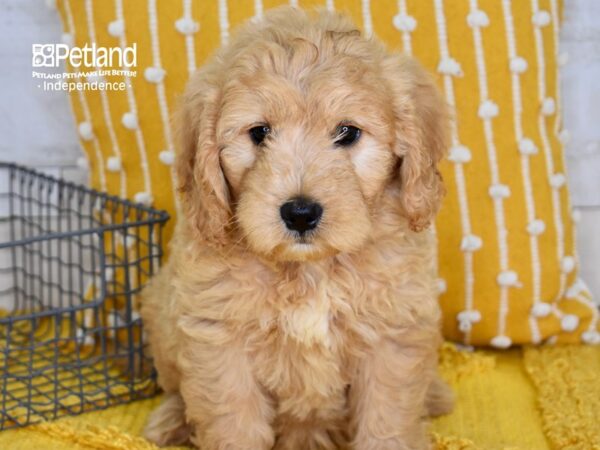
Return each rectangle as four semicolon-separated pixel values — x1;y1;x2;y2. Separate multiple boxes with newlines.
249;125;271;145
334;125;361;147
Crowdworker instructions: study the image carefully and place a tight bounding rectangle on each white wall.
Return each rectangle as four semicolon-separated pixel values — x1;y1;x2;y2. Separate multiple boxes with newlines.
0;0;598;296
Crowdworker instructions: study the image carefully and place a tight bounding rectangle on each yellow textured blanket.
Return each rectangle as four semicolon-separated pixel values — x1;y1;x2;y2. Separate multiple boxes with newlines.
1;344;599;450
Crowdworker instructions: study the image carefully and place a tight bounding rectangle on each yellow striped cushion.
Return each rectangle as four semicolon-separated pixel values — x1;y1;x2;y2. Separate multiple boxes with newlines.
55;0;597;347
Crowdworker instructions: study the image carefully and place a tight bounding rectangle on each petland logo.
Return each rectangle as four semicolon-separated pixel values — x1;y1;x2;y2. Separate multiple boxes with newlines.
32;43;137;68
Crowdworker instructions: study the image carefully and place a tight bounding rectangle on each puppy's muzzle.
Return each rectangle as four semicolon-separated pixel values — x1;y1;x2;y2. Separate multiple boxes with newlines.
280;197;323;235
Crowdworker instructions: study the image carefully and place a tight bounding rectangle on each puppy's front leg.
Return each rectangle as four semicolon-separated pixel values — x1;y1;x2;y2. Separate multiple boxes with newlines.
178;320;275;450
349;333;436;450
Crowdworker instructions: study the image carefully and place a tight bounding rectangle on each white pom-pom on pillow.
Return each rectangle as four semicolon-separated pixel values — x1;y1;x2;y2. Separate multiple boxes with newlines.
144;67;166;84
467;9;489;28
560;314;579;332
108;19;124;37
558;129;570;144
497;270;520;287
457;310;482;323
519;138;538;155
531;302;552;318
509;57;528;74
106;156;122;172
448;145;472;163
78;122;94;141
527;219;546;236
438;57;463;76
159;150;176;166
175;17;200;34
560;256;576;274
134;192;153;205
491;335;512;349
122;112;138;130
541;97;556;115
550;173;566;188
393;13;417;32
489;183;511;199
532;10;551;27
460;234;483;252
478;100;499;119
582;331;600;345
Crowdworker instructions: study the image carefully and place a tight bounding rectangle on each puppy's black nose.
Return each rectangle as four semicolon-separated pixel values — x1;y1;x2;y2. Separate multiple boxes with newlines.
280;197;323;234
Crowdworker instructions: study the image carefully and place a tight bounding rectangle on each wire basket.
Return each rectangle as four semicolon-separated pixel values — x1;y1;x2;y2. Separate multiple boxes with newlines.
0;162;169;430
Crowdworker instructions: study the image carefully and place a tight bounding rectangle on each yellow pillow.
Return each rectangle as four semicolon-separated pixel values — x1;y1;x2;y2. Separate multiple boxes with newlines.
55;0;597;347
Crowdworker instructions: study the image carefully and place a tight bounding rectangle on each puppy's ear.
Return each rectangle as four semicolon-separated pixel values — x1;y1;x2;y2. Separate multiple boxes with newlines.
174;71;231;247
382;55;449;232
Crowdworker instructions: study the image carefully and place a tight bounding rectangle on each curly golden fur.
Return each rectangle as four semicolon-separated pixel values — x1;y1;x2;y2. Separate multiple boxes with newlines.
141;7;453;450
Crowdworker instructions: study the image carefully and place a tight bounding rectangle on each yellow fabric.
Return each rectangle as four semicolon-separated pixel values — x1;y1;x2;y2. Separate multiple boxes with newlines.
54;0;595;347
3;344;600;449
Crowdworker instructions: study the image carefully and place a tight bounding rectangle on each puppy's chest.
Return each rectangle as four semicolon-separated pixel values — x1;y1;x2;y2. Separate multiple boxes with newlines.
252;296;351;418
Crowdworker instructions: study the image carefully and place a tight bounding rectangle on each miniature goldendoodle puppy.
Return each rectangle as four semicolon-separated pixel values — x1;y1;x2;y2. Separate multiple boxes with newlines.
141;6;453;450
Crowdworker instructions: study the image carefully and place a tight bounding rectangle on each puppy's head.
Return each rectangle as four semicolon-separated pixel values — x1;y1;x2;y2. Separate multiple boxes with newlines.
176;8;448;261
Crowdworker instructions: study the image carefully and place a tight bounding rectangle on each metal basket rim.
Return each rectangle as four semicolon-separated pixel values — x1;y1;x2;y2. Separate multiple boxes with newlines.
0;162;170;221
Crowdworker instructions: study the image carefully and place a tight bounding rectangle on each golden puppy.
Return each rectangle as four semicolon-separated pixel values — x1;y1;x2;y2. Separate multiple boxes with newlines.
141;7;452;450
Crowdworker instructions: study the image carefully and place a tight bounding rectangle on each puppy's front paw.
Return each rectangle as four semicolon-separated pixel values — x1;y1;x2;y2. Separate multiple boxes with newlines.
144;393;192;447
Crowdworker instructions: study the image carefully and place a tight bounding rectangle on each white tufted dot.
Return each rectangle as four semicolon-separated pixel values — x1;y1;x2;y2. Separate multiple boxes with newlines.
134;192;153;205
531;302;552;318
458;310;482;323
78;122;94;141
509;57;528;74
478;100;499;119
488;183;511;199
108;19;124;37
566;278;586;299
448;145;472;163
490;335;512;349
582;331;600;345
122;112;138;130
550;172;566;188
175;17;200;35
541;97;556;115
159;150;176;165
558;129;570;144
561;314;580;332
144;66;166;83
460;234;483;252
436;278;447;294
106;156;122;172
561;256;576;274
527;219;546;236
467;9;489;28
61;33;74;48
558;51;569;66
497;270;520;287
437;57;463;77
571;208;581;223
393;13;417;32
519;138;538;155
532;10;551;27
76;157;89;170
